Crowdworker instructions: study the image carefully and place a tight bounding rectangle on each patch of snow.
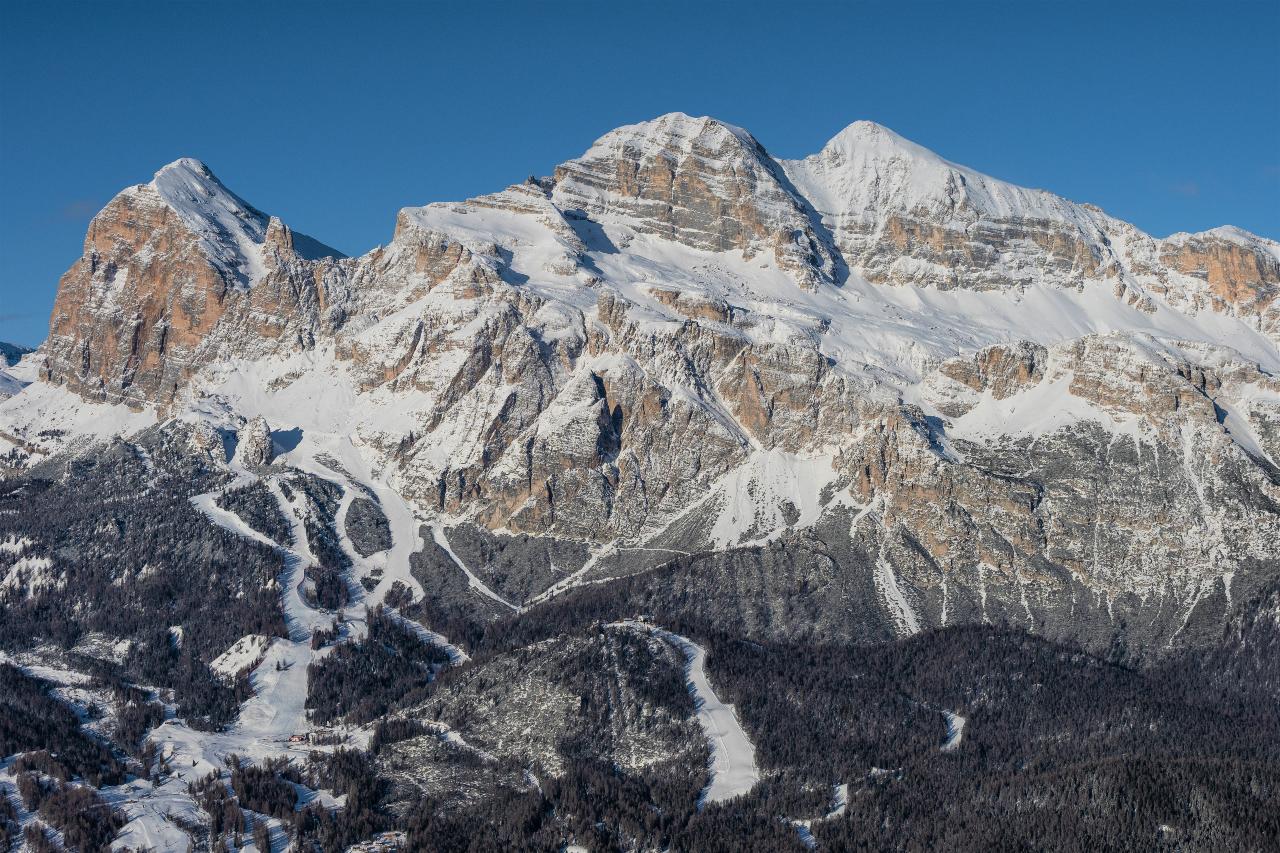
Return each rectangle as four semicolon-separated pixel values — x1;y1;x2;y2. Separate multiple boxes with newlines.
0;379;156;460
793;821;817;849
70;633;132;666
874;542;921;638
949;372;1148;443
1;554;61;597
100;777;203;853
0;535;32;554
210;635;272;680
941;710;967;752
707;449;839;548
826;782;849;818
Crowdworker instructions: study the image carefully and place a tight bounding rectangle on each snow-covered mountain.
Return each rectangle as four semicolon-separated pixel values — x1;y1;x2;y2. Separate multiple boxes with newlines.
0;342;32;368
0;343;36;400
3;113;1280;851
5;112;1280;655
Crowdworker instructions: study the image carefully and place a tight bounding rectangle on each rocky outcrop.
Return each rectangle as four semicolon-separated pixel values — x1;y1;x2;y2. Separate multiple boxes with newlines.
234;416;274;467
1148;227;1280;336
187;420;224;461
552;113;840;290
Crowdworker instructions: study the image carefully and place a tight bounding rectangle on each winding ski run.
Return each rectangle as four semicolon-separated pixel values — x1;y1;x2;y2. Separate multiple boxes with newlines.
614;620;760;804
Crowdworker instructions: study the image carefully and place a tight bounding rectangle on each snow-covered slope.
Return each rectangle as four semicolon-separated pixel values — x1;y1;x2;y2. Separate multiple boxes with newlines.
0;343;37;401
783;120;1101;230
781;119;1279;338
148;158;273;289
146;158;345;290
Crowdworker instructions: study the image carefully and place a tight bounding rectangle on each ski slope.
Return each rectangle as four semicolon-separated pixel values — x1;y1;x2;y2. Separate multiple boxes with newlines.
614;621;760;804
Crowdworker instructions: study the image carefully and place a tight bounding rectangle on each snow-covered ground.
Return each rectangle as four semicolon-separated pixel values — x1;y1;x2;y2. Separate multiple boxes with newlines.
941;710;967;752
827;782;848;817
790;781;850;848
613;621;760;804
209;634;272;680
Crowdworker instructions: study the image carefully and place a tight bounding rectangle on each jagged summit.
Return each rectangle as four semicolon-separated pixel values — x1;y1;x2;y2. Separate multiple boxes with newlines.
148;157;346;274
577;111;761;154
150;157;258;210
551;112;841;289
144;158;272;289
1167;224;1280;261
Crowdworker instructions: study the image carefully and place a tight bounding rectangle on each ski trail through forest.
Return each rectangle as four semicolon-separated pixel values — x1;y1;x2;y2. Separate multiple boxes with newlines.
613;620;760;804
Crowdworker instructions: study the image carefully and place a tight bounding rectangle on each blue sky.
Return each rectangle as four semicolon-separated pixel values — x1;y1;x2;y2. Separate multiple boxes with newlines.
1;0;1277;347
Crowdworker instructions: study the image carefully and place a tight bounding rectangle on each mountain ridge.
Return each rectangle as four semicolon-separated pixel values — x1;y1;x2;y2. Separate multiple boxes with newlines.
136;114;1280;285
3;113;1278;664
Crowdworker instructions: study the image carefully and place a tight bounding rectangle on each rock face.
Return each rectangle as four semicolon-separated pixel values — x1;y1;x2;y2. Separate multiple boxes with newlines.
234;416;274;467
42;159;346;406
780;122;1280;336
552;113;840;290
12;113;1280;657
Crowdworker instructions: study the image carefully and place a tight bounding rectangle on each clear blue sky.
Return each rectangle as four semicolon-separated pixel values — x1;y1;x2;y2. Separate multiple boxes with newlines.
2;0;1277;347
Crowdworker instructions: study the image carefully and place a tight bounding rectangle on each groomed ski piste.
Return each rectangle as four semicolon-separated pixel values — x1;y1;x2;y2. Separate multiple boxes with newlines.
612;620;761;805
103;427;766;844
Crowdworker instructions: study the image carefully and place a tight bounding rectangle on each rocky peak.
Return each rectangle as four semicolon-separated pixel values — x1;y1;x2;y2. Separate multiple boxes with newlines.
551;112;840;290
234;415;274;466
42;159;348;406
143;158;346;286
783;120;1094;227
146;158;272;290
1157;226;1280;308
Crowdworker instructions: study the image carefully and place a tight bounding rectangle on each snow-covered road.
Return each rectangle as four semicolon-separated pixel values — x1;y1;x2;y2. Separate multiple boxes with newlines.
431;524;520;612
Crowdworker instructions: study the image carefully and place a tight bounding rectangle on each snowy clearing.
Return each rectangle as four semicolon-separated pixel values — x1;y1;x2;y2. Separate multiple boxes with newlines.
941;710;967;752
